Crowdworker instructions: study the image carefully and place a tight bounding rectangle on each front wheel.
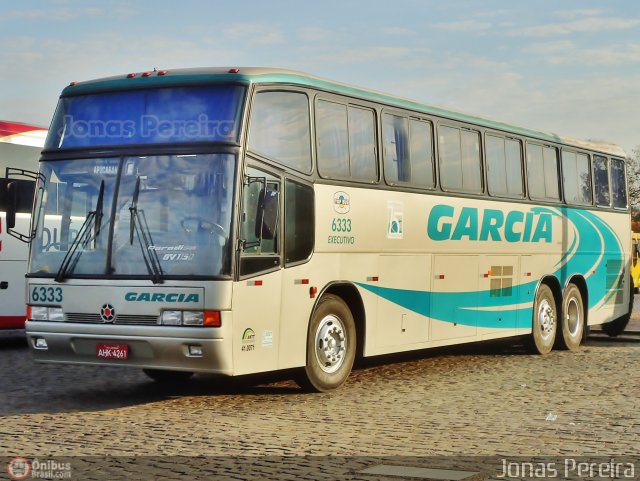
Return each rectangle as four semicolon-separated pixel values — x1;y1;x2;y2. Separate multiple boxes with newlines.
297;294;356;392
527;284;557;354
557;283;584;351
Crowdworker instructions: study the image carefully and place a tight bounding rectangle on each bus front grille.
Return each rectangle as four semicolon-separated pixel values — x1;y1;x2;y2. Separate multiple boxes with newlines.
64;313;158;325
65;313;103;323
115;315;158;325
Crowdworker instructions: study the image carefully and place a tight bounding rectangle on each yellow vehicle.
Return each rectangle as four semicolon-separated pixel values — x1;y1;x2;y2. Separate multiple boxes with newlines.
632;233;640;292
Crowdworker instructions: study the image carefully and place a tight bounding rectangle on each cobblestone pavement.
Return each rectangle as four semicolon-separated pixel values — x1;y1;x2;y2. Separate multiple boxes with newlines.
1;306;639;478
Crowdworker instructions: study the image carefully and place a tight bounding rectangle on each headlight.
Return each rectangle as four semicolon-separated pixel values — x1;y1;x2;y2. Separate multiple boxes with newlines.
182;312;204;326
30;306;64;321
31;306;49;321
160;311;182;325
48;307;64;322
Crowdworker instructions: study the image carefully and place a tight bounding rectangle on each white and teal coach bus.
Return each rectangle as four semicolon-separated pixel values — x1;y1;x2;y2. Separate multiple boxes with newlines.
10;68;632;391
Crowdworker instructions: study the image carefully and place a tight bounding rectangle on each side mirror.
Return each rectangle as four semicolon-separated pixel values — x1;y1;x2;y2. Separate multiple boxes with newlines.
3;168;43;243
255;188;279;240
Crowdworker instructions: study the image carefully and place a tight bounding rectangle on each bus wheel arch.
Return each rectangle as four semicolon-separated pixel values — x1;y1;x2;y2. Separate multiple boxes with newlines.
602;272;634;337
297;283;363;392
321;283;365;359
557;277;588;351
527;277;561;354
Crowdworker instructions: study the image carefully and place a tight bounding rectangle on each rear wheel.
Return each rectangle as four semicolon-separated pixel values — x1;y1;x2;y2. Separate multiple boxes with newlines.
297;294;356;392
558;283;584;351
528;284;557;354
143;369;194;383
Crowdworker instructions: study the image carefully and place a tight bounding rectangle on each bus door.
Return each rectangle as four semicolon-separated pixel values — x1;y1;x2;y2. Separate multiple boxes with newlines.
278;177;315;369
232;165;282;375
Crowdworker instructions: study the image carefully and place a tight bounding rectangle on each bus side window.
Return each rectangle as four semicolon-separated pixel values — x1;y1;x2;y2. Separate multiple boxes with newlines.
382;114;410;183
284;179;314;265
593;155;611;207
611;158;627;209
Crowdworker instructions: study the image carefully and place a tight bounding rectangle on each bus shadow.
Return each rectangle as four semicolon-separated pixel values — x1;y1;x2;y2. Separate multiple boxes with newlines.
1;364;307;417
0;330;28;350
586;332;640;344
356;337;531;371
4;333;637;417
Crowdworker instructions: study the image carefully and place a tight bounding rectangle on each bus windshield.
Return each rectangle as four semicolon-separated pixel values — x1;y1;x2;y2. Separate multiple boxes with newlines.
46;85;246;149
29;153;235;279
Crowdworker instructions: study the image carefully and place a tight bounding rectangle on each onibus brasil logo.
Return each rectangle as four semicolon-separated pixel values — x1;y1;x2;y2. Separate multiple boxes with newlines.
7;457;72;480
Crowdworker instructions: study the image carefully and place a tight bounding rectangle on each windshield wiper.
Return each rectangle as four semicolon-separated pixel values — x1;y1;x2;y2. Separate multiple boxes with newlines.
129;176;164;284
55;180;104;283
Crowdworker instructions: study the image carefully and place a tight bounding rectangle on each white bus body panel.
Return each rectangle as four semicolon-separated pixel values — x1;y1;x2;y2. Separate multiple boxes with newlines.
1;136;44;329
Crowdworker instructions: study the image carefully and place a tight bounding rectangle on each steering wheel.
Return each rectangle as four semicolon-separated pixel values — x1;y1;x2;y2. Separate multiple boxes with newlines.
181;216;226;237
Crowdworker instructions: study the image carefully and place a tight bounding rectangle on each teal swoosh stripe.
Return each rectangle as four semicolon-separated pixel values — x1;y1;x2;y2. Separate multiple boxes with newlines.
355;282;531;329
354;208;623;330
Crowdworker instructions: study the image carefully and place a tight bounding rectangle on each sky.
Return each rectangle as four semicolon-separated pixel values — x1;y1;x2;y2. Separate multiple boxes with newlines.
1;0;639;155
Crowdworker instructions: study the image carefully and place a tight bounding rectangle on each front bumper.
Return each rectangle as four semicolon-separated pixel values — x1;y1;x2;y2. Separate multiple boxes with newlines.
26;320;233;375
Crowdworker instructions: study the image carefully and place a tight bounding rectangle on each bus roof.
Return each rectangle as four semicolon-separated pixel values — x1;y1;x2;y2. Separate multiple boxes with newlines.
61;67;627;159
0;120;47;148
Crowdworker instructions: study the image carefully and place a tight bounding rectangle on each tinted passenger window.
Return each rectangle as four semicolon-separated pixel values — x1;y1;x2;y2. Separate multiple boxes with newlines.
593;155;610;207
486;135;523;197
285;180;314;265
439;125;482;193
316;100;377;182
409;119;435;188
383;114;410;183
316;100;349;178
562;151;592;205
527;143;559;201
248;92;311;173
611;158;627;208
382;114;434;188
347;107;377;181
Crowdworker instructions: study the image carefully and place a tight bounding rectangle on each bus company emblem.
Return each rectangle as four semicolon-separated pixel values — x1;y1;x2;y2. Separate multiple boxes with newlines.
100;304;116;322
427;204;553;243
124;291;200;303
333;191;350;214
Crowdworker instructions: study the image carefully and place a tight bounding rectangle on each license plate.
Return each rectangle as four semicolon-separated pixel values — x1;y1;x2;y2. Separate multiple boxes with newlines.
96;343;129;360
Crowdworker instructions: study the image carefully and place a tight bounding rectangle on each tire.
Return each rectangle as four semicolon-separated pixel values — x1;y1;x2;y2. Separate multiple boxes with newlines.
602;275;634;337
296;294;356;392
527;284;557;354
143;369;194;383
557;283;584;351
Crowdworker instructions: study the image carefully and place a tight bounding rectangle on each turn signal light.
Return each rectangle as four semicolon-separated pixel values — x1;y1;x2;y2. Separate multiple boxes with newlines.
204;310;221;327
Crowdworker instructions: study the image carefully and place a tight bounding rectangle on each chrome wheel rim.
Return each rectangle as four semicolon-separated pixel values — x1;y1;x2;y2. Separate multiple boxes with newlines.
537;298;556;342
314;314;347;374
